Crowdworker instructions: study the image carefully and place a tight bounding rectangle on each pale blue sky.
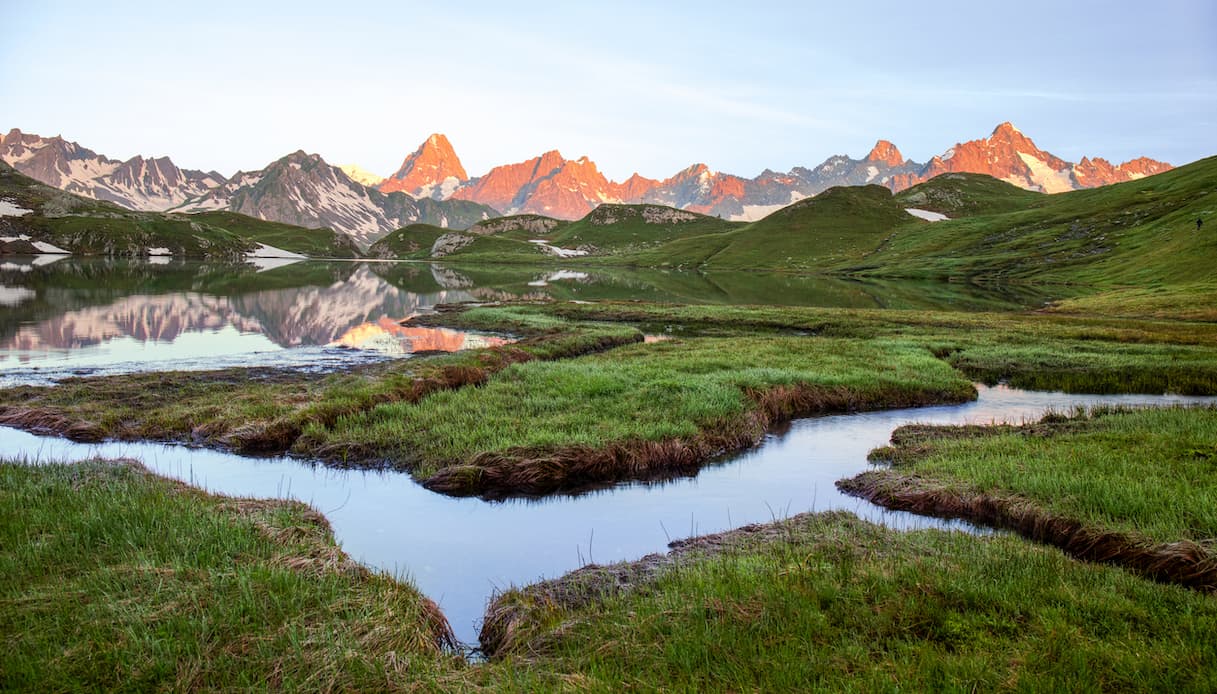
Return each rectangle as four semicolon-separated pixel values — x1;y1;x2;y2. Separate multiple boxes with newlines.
2;1;1213;180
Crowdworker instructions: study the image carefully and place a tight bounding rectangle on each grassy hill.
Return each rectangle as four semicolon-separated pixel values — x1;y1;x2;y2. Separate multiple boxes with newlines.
368;206;742;263
546;204;741;253
893;172;1046;217
853;156;1217;286
619;186;915;272
597;159;1215;301
0;162;360;259
184;211;359;258
366;223;451;260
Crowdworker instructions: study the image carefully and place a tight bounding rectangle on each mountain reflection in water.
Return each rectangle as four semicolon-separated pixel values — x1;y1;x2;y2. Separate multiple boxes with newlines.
0;256;1066;385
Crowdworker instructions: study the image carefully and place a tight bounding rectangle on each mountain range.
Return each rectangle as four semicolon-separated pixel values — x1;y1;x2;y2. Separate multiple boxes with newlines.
1;124;1172;244
377;122;1170;220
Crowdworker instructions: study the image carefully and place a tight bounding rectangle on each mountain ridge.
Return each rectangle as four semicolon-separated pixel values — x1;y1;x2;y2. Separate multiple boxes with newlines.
2;124;1177;235
375;122;1172;221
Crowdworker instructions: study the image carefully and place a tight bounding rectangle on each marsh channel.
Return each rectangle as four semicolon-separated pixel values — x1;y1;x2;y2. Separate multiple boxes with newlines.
1;258;1208;647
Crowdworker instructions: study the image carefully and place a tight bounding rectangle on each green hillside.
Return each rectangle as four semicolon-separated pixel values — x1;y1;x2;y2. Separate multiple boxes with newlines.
893;172;1046;217
603;159;1215;300
368;206;743;263
854;156;1217;286
546;204;741;253
185;211;360;258
366;223;451;260
0;161;360;259
624;185;914;272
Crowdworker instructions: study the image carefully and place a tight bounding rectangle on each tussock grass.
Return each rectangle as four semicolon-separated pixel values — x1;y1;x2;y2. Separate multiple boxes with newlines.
527;301;1217;394
5;300;1217;497
842;406;1217;587
479;512;1217;691
0;460;460;691
307;335;974;495
0;312;642;459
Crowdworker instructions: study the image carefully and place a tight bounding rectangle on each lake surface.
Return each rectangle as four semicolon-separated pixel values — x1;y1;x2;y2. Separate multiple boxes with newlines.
2;386;1210;647
0;256;1063;386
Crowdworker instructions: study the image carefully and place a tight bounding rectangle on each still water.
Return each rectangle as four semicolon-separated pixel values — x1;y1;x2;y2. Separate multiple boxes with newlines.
2;386;1210;646
0;257;1062;386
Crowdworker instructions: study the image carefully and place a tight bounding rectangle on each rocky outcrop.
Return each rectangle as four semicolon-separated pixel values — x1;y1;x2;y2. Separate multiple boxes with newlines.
467;214;563;236
585;204;701;226
430;232;475;258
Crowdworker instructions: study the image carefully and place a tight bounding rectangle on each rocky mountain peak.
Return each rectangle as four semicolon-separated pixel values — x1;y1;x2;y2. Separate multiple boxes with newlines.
865;140;905;167
379;133;468;198
992;121;1020;135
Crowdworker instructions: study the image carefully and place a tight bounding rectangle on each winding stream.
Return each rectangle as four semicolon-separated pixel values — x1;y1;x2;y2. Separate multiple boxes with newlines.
3;385;1213;646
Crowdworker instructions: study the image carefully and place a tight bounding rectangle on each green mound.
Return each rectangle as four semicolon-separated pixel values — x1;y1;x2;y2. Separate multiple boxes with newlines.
894;172;1046;217
547;204;741;254
367;223;451;259
666;185;915;271
185;211;360;258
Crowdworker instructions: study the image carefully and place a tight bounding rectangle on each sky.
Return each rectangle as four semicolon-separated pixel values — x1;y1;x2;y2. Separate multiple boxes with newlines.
2;1;1214;181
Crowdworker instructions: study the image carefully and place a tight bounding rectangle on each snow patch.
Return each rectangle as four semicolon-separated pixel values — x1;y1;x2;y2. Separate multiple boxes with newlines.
249;257;304;272
0;285;36;306
527;270;589;287
147;247;172;256
246;242;306;271
0;233;69;254
729;192;808;222
528;239;588;257
0;200;33;217
338;164;384;187
31;241;69;254
247;242;307;259
1016;152;1075;194
905;208;949;222
865;165;879;182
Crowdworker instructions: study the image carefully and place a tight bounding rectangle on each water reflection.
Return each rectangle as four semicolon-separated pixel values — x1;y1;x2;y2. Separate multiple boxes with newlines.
0;256;1067;384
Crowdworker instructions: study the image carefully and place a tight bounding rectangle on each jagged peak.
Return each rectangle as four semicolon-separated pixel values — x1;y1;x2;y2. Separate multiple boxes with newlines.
672;163;712;178
990;121;1025;138
865;139;905;167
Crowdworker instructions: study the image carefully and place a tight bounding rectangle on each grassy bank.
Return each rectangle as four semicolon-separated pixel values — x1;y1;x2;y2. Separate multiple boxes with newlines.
4;301;1217;498
841;406;1217;588
11;462;1214;691
0;310;641;456
510;301;1217;394
478;511;1217;691
310;332;974;496
0;460;458;691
